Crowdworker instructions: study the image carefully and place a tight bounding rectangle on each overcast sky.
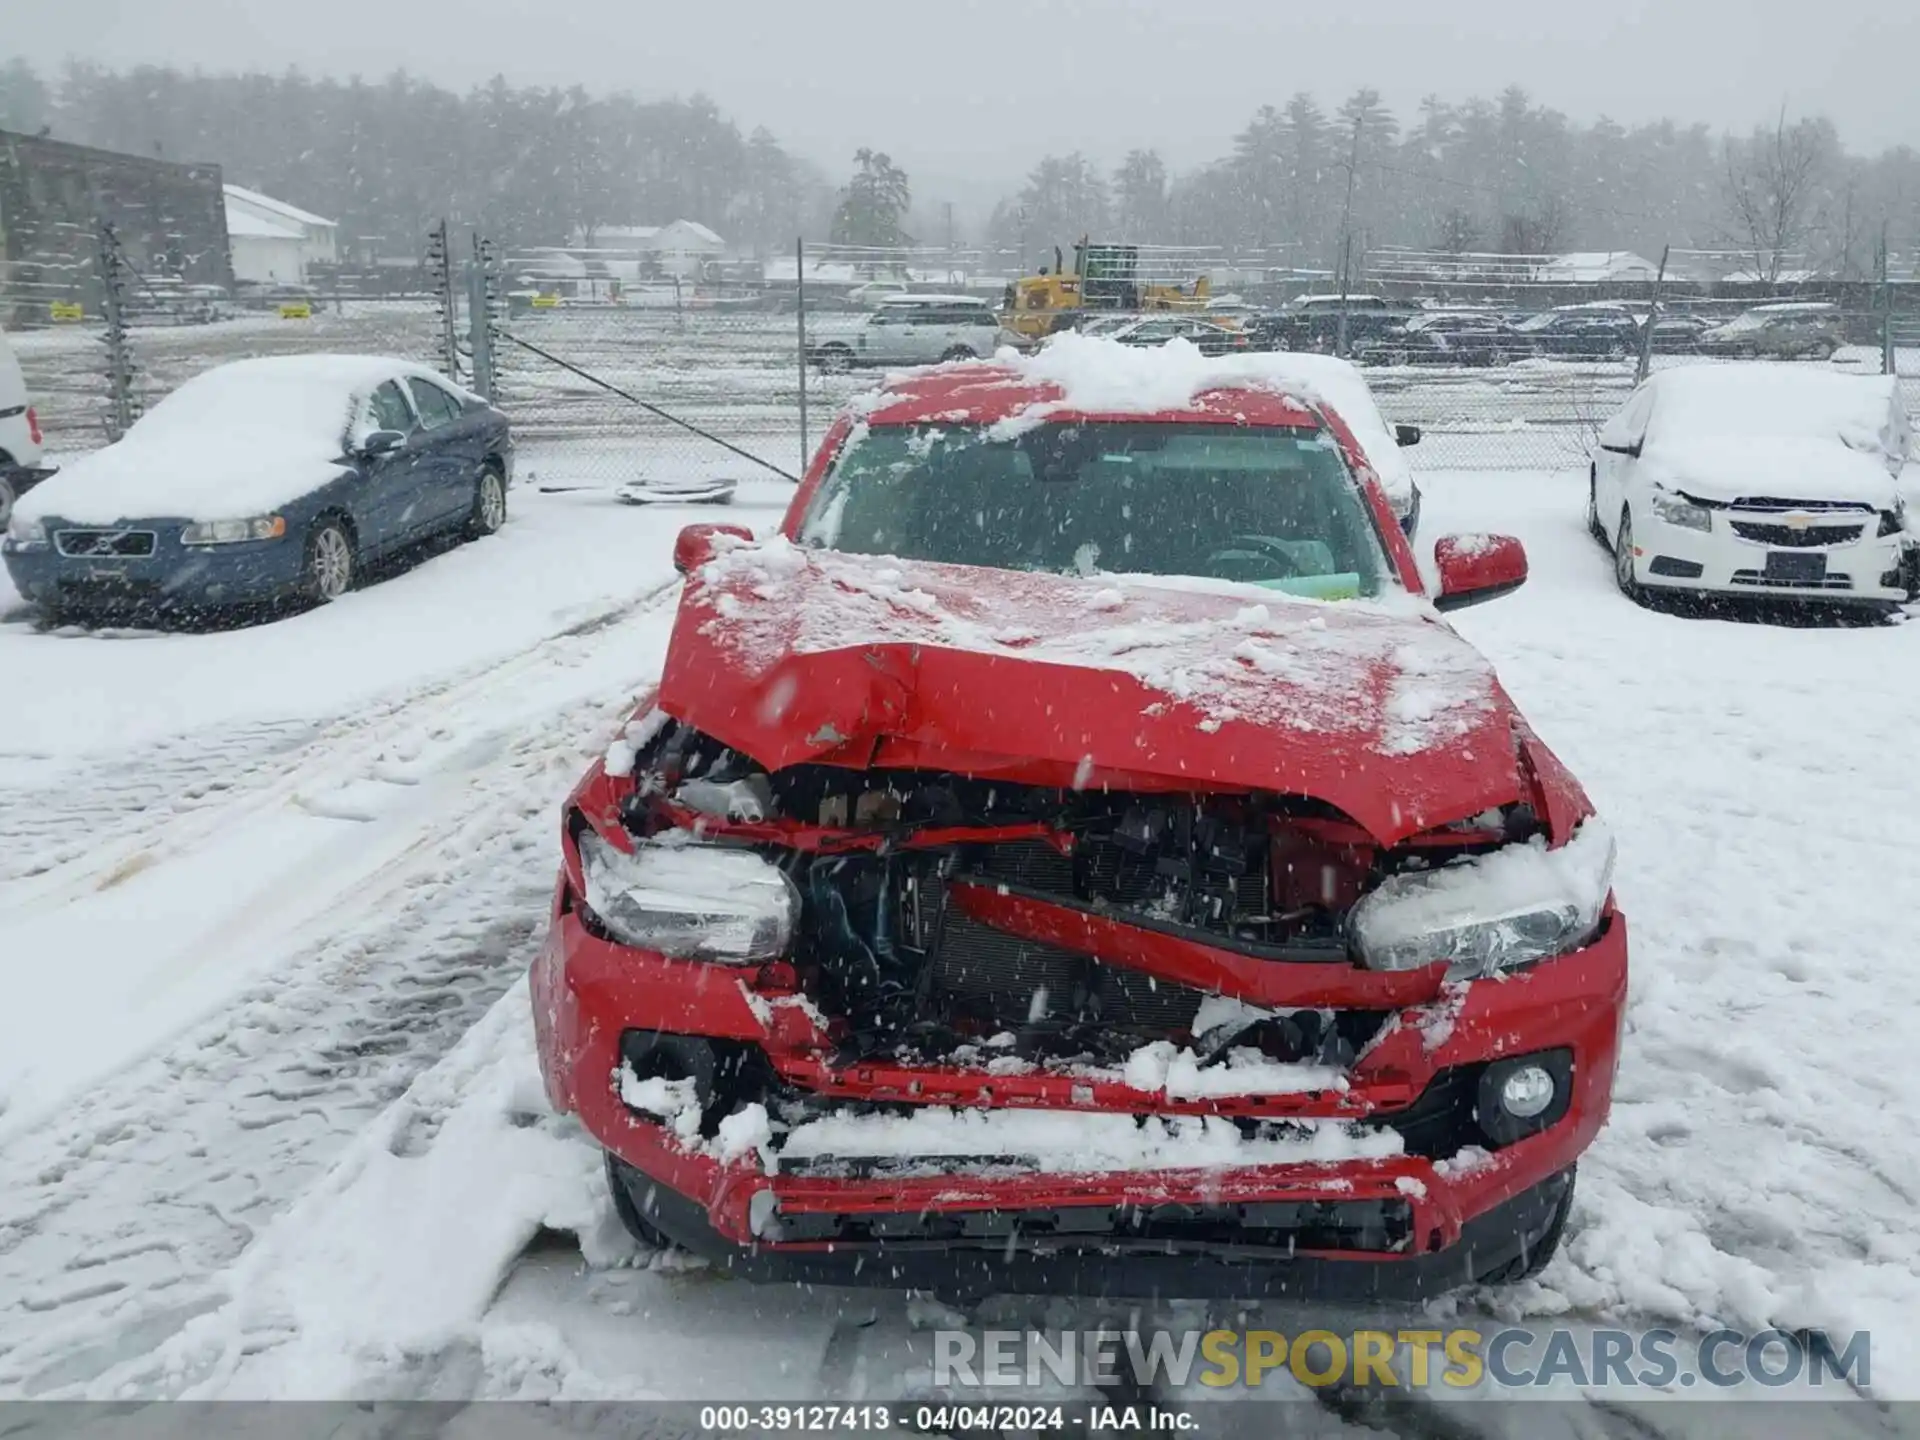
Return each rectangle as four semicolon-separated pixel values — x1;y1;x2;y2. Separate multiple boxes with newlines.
13;0;1919;209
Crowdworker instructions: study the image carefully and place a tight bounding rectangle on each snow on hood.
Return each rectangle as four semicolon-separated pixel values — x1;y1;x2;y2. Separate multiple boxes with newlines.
1645;437;1903;508
17;354;468;525
655;537;1529;844
1641;367;1912;507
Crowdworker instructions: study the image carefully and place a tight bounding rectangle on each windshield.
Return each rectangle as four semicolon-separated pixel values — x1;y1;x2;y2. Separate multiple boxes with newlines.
797;421;1394;600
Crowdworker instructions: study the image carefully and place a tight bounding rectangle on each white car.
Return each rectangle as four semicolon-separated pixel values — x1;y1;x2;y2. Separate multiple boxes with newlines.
0;327;53;530
1256;351;1424;536
808;295;1014;371
1590;365;1915;612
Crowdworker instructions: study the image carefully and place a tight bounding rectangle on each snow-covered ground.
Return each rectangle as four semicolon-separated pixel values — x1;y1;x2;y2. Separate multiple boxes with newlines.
5;457;1920;1430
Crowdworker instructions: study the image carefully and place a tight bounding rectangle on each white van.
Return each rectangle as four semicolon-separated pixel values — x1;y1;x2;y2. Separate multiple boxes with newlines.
0;328;52;528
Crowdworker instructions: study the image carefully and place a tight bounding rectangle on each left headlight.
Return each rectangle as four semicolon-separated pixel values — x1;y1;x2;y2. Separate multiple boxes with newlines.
181;515;287;545
577;829;797;964
1349;820;1615;979
1877;500;1906;538
1648;490;1712;533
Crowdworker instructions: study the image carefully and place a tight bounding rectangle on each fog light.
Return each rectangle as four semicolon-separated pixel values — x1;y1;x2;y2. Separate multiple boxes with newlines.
1500;1065;1555;1119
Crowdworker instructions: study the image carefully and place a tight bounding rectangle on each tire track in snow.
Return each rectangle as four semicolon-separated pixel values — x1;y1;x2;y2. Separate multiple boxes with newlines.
0;581;679;1397
0;579;677;906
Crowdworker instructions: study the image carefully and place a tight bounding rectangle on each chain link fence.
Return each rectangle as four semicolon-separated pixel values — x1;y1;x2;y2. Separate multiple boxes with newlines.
6;228;1917;482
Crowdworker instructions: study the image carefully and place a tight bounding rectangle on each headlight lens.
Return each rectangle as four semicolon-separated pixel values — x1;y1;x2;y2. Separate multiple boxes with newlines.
6;515;48;548
181;515;287;545
1649;490;1712;532
577;829;797;964
1878;501;1906;539
1349;819;1615;979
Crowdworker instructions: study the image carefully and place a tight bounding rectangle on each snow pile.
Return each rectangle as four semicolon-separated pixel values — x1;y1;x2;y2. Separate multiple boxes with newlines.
776;1106;1402;1174
16;354;470;526
1120;1040;1347;1099
695;538;1501;759
142;980;618;1398
602;707;670;778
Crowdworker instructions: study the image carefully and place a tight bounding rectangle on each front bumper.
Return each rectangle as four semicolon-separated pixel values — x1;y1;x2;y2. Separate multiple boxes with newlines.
1629;505;1908;604
533;879;1629;1299
3;524;306;611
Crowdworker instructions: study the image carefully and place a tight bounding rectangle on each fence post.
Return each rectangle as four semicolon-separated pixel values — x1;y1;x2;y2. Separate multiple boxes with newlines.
466;232;496;403
1634;244;1670;387
427;219;458;381
95;222;137;441
796;236;810;478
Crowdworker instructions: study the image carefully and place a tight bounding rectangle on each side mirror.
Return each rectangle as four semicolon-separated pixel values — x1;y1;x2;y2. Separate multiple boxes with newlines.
673;521;755;575
1598;439;1642;458
1433;533;1528;611
360;429;406;458
1394;423;1422;448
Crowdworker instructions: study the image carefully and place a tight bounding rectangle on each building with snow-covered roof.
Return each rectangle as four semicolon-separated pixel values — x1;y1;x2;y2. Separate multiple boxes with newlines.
1530;251;1660;284
565;219;728;278
223;184;336;284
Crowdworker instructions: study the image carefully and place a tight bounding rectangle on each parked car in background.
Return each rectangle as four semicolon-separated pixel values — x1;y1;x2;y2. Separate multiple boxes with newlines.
1696;302;1843;360
844;281;911;309
1105;314;1252;355
1515;306;1641;359
1357;312;1525;367
807;295;1016;371
0;327;55;531
1590;364;1914;615
535;351;1623;1303
1639;312;1714;354
4;355;513;621
1250;307;1409;354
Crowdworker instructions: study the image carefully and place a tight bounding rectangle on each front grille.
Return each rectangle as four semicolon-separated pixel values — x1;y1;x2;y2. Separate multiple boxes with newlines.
772;1195;1414;1253
1728;498;1873;514
54;529;157;558
1730;569;1854;591
1729;520;1864;547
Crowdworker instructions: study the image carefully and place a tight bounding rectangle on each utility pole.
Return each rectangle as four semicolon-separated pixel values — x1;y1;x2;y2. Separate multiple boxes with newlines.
1335;111;1362;358
1881;220;1895;378
1634;244;1671;386
796;236;810;476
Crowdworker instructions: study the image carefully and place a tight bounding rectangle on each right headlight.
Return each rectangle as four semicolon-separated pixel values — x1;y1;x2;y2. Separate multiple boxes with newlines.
576;829;797;964
181;515;287;545
1649;489;1712;532
6;515;48;548
1349;819;1615;979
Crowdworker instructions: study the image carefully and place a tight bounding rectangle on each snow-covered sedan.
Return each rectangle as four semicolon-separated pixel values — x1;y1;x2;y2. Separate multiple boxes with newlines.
1590;365;1914;614
532;345;1627;1303
3;355;512;621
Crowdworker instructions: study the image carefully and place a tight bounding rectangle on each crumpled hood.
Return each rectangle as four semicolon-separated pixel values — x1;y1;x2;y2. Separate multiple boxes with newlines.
1646;437;1902;509
657;539;1530;844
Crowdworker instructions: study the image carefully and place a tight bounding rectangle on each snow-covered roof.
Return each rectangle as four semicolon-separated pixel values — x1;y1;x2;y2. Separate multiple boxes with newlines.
225;206;304;241
1533;251;1658;280
878;293;991;307
668;219;725;247
223;184;335;230
17;355;472;527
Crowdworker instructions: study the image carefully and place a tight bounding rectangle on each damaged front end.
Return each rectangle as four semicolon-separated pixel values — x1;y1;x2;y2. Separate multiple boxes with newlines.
531;709;1627;1300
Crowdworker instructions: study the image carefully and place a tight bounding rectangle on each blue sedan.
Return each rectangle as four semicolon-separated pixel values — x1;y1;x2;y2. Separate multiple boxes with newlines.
3;355;513;620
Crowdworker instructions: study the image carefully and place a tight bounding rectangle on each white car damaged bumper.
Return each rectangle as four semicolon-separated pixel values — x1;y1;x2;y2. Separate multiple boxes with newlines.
1629;498;1912;604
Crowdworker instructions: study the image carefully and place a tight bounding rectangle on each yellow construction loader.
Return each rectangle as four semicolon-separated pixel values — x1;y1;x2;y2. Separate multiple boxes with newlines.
1000;240;1211;340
